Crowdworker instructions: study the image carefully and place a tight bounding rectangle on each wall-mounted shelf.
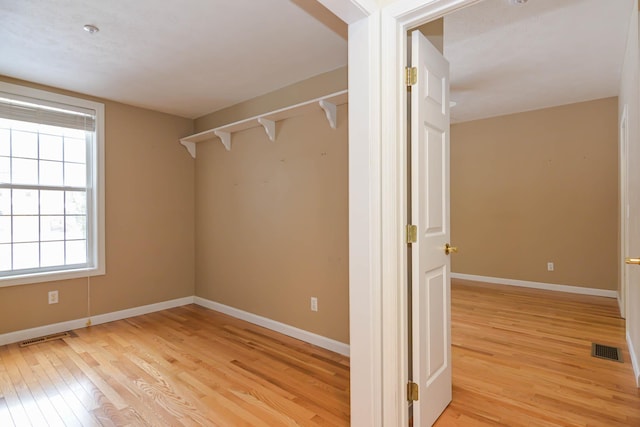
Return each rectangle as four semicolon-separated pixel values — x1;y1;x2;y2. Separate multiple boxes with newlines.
179;90;348;158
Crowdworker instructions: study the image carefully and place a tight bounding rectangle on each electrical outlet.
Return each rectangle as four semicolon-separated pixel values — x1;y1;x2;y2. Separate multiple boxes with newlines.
547;262;554;272
48;290;59;304
310;297;318;312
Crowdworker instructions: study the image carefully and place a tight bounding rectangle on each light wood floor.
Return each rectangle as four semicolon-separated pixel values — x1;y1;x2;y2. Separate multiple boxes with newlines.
0;305;350;426
437;279;640;426
1;281;639;426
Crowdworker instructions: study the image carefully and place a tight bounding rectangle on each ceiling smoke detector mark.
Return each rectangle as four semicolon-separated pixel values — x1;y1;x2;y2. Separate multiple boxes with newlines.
509;0;528;5
83;24;99;34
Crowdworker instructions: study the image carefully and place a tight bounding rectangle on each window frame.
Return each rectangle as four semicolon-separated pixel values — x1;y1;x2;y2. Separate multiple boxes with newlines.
0;81;105;287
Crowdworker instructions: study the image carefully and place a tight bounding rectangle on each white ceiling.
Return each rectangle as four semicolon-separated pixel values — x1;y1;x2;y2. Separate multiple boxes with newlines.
0;0;347;119
0;0;634;123
445;0;634;123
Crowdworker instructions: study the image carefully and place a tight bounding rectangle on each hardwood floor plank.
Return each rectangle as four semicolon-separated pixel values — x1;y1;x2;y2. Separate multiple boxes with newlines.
37;344;111;425
24;353;82;427
0;345;47;426
436;279;640;426
0;395;16;427
8;345;67;427
0;304;350;426
2;282;636;426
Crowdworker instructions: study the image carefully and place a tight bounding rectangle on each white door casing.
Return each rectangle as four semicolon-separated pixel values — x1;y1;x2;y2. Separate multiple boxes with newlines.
325;0;484;425
410;29;452;426
621;104;629;319
337;0;639;425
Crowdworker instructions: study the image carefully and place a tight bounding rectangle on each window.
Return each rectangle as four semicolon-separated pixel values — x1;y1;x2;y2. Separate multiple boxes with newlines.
0;82;104;287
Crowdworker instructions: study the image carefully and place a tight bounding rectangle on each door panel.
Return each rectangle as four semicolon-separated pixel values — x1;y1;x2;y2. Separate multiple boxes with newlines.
410;29;452;427
421;268;446;382
423;126;445;234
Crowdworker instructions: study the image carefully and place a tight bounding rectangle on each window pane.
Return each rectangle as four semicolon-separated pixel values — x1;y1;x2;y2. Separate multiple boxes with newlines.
0;156;9;183
0;86;102;282
64;137;86;163
41;241;64;267
0;244;10;271
12;158;38;185
0;189;9;215
0;216;10;243
64;163;86;187
65;128;86;139
13;216;38;242
0;129;9;156
39;134;63;161
13;242;39;269
6;120;37;133
40;190;64;215
41;216;64;241
38;124;64;137
13;189;38;214
65;191;86;214
66;240;86;264
66;216;86;240
12;130;38;159
39;160;63;186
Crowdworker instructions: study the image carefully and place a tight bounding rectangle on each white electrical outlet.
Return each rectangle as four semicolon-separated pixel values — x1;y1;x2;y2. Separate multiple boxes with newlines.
48;290;59;304
310;297;318;312
547;262;554;272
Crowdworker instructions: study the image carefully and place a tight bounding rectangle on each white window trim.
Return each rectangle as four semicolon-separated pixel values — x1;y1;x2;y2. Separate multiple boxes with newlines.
0;81;105;288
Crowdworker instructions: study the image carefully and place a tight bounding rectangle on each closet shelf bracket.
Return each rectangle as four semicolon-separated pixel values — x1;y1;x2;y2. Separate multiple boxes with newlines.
178;89;347;158
214;130;231;151
319;100;337;129
257;118;276;142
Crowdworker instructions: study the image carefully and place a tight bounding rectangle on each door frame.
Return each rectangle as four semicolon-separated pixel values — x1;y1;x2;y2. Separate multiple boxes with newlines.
322;0;640;425
620;104;629;319
322;0;480;425
320;0;482;425
378;2;481;425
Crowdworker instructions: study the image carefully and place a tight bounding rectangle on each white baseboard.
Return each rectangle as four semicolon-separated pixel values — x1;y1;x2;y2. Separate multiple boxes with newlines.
618;295;625;319
0;296;195;347
627;332;640;387
451;273;618;298
88;296;195;327
0;317;89;347
1;295;349;357
194;297;350;356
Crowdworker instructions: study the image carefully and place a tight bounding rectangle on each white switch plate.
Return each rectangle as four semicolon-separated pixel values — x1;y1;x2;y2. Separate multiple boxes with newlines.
547;262;554;272
310;297;318;312
48;290;59;304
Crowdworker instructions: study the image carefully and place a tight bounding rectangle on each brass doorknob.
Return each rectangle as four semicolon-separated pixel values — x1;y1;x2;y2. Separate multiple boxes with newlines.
625;257;640;265
445;244;458;255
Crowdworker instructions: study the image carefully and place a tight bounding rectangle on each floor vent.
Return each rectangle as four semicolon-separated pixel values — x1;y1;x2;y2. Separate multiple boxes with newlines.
19;331;70;348
591;343;623;363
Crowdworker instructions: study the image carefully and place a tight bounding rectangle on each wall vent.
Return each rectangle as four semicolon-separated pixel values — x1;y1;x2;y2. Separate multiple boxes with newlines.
19;331;70;347
591;343;623;363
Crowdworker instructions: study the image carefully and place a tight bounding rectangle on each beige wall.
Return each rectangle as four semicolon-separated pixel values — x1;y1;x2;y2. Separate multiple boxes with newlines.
194;106;349;344
0;76;195;335
290;0;348;40
414;18;444;53
195;67;347;132
451;97;619;290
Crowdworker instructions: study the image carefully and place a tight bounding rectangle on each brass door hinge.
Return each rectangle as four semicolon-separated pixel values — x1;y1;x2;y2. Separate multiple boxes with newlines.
407;381;419;402
405;67;417;86
407;224;417;244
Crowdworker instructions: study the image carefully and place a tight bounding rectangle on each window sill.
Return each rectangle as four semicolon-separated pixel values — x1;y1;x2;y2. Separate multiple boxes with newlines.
0;266;105;288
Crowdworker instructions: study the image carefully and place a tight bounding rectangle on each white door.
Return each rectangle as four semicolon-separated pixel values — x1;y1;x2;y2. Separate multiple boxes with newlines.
410;30;452;427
